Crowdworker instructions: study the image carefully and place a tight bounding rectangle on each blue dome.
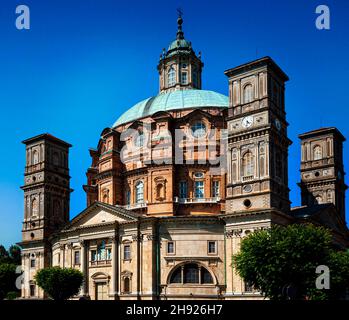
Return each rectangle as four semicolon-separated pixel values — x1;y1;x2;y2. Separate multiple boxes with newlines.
112;89;228;128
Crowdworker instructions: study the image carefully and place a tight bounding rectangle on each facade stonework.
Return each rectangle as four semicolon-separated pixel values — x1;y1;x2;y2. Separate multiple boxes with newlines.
19;17;348;300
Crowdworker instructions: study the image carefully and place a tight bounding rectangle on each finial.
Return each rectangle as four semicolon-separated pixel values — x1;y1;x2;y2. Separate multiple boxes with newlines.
176;8;184;40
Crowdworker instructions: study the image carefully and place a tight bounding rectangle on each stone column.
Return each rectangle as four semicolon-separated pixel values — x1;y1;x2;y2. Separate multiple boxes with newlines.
110;236;118;299
60;244;65;268
80;240;88;297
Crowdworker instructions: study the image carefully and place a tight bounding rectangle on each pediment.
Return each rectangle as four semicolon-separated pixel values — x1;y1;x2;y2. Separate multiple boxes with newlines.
66;202;138;230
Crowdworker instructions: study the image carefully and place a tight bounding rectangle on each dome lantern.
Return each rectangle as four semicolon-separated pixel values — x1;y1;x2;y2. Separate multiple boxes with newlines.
157;14;204;94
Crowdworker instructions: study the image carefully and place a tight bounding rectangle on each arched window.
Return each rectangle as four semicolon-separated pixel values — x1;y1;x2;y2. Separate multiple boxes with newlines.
314;145;322;160
169;263;214;284
168;67;175;87
232;162;237;181
243;84;253;103
135;181;144;204
135;132;144;147
156;183;164;200
33;150;39;165
31;198;38;217
124;277;130;293
259;156;265;177
242;151;254;177
52;152;59;166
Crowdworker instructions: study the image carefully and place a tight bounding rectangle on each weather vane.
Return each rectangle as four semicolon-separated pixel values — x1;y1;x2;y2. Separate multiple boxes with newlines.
177;7;183;19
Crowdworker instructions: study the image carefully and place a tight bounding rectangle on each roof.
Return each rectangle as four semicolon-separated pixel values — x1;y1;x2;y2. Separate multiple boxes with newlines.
291;204;333;218
22;133;72;148
224;56;289;82
298;127;345;141
112;89;229;127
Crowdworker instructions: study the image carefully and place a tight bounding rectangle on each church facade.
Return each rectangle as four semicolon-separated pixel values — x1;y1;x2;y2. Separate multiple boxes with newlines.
19;16;349;300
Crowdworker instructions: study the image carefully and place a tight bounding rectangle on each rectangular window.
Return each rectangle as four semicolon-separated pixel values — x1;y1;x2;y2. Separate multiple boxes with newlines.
57;253;60;264
30;259;36;268
126;191;131;205
106;248;112;260
244;281;254;292
194;181;204;198
167;241;175;254
74;251;80;265
208;241;217;254
124;245;131;260
212;181;220;197
181;72;188;84
91;250;97;262
30;284;36;297
179;181;188;199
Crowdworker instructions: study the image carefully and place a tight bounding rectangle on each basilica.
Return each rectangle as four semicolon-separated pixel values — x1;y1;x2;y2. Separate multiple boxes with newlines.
19;16;349;300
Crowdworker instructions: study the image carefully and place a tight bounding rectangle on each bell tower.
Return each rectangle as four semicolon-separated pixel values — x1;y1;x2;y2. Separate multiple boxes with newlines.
21;134;72;242
157;14;203;93
20;133;72;298
298;127;347;220
225;57;291;213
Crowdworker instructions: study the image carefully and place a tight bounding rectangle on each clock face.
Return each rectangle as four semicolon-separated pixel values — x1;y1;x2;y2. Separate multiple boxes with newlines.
275;119;281;130
242;116;253;128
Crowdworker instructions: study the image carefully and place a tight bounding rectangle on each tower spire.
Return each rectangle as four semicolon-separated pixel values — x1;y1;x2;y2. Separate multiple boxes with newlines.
176;8;184;40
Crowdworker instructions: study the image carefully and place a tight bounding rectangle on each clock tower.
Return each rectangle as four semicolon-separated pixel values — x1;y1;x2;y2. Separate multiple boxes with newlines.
225;57;291;213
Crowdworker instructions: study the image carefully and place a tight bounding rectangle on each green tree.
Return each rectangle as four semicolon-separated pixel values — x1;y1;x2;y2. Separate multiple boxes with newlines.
8;245;21;265
233;224;349;300
0;245;9;264
35;267;83;300
0;264;18;300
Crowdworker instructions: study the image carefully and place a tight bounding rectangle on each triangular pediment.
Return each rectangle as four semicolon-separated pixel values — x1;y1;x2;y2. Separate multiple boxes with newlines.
65;202;138;230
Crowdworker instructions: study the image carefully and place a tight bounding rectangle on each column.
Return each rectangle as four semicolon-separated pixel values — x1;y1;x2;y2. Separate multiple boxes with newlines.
110;236;118;299
80;240;88;296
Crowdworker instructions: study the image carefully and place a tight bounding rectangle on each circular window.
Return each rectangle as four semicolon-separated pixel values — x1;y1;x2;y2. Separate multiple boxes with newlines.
30;232;35;239
243;199;252;208
314;171;320;177
191;122;206;138
243;184;252;193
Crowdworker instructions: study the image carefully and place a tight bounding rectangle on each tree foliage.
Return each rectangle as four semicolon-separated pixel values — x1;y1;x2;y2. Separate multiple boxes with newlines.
0;244;22;300
35;267;83;300
0;264;18;300
233;224;349;300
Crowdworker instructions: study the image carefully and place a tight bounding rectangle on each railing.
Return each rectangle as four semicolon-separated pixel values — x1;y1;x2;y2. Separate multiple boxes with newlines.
90;259;111;266
122;202;147;210
174;197;221;204
242;175;254;182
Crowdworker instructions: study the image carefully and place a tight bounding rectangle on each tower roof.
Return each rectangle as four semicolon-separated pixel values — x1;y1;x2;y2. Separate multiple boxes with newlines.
163;15;195;58
22;133;72;147
298;127;345;141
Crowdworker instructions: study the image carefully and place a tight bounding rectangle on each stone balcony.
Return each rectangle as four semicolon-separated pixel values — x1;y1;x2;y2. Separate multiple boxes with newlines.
174;197;221;204
122;202;147;210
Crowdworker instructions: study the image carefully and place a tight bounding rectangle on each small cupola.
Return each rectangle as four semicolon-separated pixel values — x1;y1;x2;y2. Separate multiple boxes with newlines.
157;13;204;93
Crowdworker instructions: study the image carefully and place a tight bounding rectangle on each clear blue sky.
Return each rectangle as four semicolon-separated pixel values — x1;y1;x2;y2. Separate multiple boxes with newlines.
0;0;348;248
